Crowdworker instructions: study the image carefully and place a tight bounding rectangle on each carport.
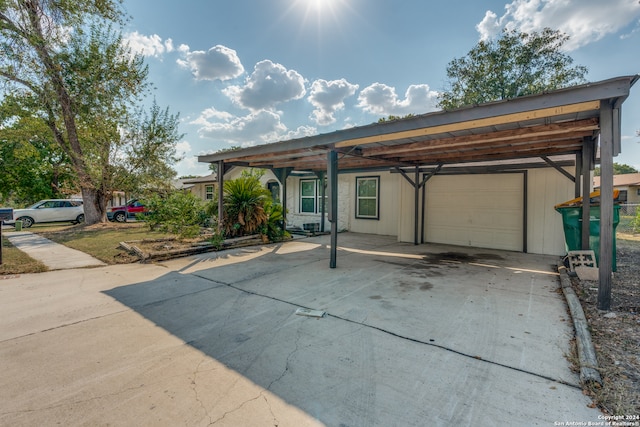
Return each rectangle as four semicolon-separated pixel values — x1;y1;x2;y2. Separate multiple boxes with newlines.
199;75;638;310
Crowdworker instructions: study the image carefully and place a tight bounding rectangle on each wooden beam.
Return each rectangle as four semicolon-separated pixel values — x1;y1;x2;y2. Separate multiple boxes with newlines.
217;161;224;233
335;101;601;148
393;140;584;163
598;102;614;311
379;133;591;161
328;151;338;269
541;156;576;182
582;138;594;251
361;119;599;156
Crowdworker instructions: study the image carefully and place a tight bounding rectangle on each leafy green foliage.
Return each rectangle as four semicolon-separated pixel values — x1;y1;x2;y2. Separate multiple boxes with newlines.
438;28;588;110
112;101;183;198
594;163;639;176
0;1;180;224
377;114;415;123
0;98;76;205
222;174;270;237
261;199;289;242
143;191;207;239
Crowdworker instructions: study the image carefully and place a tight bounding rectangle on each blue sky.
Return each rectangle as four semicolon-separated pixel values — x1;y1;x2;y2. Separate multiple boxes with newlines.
122;0;640;177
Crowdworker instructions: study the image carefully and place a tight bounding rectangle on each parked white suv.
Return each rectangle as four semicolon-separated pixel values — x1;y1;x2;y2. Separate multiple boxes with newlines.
6;199;84;228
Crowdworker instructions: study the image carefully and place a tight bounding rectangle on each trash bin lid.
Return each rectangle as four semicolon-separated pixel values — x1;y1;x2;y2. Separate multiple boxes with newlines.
554;189;620;210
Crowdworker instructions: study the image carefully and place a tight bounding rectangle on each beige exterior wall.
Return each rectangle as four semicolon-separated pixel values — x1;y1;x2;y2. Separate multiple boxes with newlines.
526;167;576;256
189;182;217;202
222;165;575;256
346;171;399;236
620;185;640;204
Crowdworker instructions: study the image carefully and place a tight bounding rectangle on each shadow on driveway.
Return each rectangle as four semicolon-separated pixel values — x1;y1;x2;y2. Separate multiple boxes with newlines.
102;233;600;425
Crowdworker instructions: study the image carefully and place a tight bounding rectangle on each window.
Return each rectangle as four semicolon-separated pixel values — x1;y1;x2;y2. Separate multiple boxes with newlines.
618;190;628;203
205;185;214;200
637;189;640;196
356;176;379;219
299;179;327;213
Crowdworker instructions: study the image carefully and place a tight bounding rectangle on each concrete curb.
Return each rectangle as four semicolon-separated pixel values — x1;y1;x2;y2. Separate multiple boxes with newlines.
557;263;603;386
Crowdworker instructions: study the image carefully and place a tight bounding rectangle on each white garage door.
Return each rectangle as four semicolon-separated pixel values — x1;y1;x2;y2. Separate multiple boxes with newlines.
425;174;524;251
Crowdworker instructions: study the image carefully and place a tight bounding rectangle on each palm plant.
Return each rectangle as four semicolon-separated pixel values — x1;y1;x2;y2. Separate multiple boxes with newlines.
222;175;270;237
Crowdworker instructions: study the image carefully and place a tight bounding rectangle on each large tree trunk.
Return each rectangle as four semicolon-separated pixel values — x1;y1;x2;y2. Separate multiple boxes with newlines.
81;187;108;224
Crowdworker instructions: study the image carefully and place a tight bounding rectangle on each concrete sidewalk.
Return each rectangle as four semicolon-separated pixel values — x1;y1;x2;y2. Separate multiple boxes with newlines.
0;233;601;426
3;230;105;270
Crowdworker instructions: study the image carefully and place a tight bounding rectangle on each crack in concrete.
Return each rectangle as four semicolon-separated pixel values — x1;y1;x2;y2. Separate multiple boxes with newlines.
208;393;263;425
190;358;213;425
266;325;302;391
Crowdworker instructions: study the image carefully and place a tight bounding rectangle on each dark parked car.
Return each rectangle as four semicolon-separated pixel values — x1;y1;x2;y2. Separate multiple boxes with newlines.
5;199;84;228
107;200;147;222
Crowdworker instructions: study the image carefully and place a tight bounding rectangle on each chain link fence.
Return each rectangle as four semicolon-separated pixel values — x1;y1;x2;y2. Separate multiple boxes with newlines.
618;204;640;234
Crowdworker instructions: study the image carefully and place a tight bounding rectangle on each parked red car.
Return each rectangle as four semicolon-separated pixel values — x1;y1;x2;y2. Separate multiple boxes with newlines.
107;200;147;222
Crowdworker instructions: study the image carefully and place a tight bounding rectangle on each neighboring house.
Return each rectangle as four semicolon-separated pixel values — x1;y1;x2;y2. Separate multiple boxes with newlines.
593;173;640;205
177;174;218;202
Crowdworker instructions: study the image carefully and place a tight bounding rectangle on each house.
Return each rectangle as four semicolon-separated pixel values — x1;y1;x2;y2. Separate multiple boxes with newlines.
200;75;638;310
175;174;218;202
593;173;640;205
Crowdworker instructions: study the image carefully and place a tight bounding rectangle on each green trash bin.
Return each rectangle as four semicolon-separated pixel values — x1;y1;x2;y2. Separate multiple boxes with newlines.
14;220;22;231
555;205;619;271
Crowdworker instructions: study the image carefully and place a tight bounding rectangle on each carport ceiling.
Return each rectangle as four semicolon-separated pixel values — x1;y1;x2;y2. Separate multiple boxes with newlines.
198;76;638;172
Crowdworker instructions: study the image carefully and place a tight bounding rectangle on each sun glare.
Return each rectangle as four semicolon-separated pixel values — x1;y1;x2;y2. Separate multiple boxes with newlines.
308;0;331;12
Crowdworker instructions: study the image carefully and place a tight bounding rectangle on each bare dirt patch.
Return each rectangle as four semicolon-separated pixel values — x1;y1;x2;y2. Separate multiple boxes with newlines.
570;235;640;415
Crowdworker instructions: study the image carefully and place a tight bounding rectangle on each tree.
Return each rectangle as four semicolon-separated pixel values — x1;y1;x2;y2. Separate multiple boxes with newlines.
0;1;179;224
110;101;183;199
0;97;76;205
594;163;639;176
438;28;588;110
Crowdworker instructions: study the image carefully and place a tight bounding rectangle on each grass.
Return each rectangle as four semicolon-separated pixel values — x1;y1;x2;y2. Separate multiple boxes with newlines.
38;222;174;264
0;220;219;275
0;236;48;274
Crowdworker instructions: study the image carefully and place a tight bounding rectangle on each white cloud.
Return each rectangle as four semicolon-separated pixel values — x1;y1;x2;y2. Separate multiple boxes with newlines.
192;109;288;146
357;83;438;117
223;60;306;111
282;125;318;140
175;140;192;156
124;31;173;57
177;45;244;81
307;78;359;126
477;0;640;50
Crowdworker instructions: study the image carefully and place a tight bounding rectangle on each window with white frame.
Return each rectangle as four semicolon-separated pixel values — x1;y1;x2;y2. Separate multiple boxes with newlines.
205;185;214;200
299;179;327;213
356;176;379;219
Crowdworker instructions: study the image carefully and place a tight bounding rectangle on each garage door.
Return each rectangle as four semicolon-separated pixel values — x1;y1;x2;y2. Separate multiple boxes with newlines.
425;174;524;251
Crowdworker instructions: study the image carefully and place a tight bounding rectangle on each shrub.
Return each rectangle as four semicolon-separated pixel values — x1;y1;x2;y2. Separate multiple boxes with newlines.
222;173;270;237
143;191;207;238
261;199;289;242
632;208;640;234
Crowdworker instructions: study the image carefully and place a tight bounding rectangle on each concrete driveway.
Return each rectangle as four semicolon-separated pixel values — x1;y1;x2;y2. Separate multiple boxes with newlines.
0;233;600;426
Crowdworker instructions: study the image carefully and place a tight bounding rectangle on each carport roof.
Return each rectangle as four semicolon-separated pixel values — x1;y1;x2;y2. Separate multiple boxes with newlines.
198;75;638;172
